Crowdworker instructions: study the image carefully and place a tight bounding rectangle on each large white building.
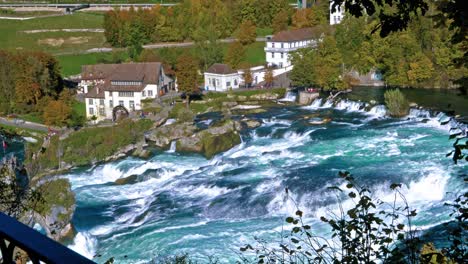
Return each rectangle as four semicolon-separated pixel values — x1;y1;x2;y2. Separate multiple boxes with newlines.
203;64;293;91
264;27;319;68
204;64;240;91
80;62;174;121
330;2;345;25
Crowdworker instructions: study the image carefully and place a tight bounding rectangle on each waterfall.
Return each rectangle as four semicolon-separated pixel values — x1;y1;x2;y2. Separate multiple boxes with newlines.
322;99;334;108
368;105;387;118
168;141;176;153
279;92;297;102
335;99;367;112
304;98;323;109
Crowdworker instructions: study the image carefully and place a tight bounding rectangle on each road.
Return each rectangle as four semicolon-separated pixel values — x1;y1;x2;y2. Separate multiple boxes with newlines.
56;37;267;56
0;117;50;132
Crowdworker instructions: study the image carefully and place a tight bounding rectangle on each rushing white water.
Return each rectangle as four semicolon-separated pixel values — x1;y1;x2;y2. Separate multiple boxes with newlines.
279;91;297;102
64;102;466;263
167;141;176;153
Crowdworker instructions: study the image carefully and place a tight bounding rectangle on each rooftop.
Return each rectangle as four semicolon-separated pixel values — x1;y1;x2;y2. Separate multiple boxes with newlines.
271;27;324;42
205;63;237;75
81;62;162;84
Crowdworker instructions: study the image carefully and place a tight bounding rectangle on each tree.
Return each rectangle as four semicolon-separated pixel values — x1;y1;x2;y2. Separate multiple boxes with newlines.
264;67;274;88
236;20;256;45
193;25;224;71
384;89;409;117
176;54;199;107
243;67;253;88
272;9;289;33
225;41;246;69
290;36;346;90
292;8;324;29
43;100;72;126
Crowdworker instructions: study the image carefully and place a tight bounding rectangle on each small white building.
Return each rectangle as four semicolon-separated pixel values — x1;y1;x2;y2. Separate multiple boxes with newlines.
330;2;345;25
264;27;319;68
81;62;174;121
204;64;241;91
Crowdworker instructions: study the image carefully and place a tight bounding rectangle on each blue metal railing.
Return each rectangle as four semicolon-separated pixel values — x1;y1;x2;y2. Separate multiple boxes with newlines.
0;212;95;264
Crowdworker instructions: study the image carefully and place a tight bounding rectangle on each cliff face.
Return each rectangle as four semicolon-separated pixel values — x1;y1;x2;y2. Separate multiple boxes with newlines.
1;156;76;242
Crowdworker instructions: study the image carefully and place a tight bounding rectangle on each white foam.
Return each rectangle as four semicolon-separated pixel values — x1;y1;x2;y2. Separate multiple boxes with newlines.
167;141;176;153
163;119;176;126
279;92;297;102
69;232;97;260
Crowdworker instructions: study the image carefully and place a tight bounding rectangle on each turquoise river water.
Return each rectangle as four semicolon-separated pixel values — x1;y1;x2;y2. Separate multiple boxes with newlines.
1;91;466;263
62;98;467;263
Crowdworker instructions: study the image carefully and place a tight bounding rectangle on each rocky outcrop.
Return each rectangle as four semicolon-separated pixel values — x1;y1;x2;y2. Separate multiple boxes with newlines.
145;122;197;149
34;178;76;241
176;119;241;158
250;92;280;101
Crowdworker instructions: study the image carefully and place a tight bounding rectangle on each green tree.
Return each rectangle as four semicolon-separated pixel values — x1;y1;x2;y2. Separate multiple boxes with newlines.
225;41;246;69
384;89;409;117
193;26;224;71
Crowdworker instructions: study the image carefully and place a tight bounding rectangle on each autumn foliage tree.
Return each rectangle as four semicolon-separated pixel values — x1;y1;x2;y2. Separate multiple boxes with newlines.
242;67;253;88
176;54;199;107
264;67;274;88
272;9;289;33
43;100;72;126
236;20;257;45
0;50;63;114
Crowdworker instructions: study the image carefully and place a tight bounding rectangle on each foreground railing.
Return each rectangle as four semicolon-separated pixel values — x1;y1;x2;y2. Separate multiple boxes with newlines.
0;212;95;264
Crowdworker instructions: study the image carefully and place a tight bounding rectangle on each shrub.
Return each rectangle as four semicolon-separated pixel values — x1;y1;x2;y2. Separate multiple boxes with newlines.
176;107;194;123
384;89;409;117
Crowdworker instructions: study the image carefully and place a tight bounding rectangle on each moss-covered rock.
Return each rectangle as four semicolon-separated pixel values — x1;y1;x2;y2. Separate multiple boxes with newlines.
34;178;76;241
145;122;197;149
175;119;241;159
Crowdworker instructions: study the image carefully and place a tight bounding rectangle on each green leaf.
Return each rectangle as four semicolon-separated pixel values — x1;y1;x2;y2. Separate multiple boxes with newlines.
295;210;303;217
291;238;300;244
285;217;294;223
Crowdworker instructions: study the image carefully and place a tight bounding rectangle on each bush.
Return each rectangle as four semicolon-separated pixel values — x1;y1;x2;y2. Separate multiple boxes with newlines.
384;89;409;117
176;107;194;123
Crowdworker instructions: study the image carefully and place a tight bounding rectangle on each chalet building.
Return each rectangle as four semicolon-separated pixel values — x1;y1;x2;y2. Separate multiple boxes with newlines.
330;2;345;25
80;62;174;121
264;28;319;68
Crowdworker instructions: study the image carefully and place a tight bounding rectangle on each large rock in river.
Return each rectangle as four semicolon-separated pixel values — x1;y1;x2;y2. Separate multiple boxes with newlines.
177;119;241;159
145;122;197;149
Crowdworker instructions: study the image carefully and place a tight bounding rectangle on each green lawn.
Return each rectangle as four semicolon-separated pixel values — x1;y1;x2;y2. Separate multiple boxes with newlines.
57;42;266;76
57;51;128;76
256;27;273;37
72;100;86;118
0;12;105;54
19;112;44;123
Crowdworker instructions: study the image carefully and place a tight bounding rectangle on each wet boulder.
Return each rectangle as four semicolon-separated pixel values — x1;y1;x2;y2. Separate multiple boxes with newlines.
145;122;197;149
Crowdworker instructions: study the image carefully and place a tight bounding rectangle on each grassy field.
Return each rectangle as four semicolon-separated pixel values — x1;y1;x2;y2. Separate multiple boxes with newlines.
0;12;105;54
57;42;266;76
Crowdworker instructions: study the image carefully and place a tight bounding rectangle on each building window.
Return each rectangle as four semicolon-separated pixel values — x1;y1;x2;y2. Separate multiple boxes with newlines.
281;43;283;48
142;91;146;97
89;107;94;115
119;100;124;106
100;99;104;105
148;90;153;97
109;100;113;108
88;98;93;104
129;100;135;111
272;42;275;48
99;108;105;116
226;81;231;87
281;53;284;59
234;79;238;86
272;52;275;58
118;91;134;97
